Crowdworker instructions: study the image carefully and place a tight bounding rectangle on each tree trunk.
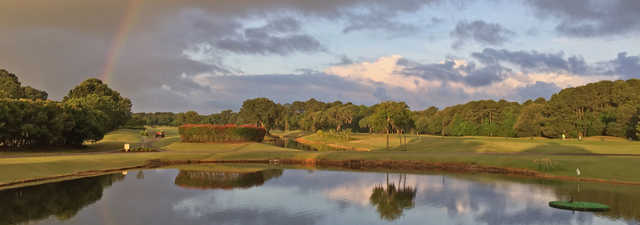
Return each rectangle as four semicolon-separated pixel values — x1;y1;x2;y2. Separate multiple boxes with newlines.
386;128;390;150
285;119;289;132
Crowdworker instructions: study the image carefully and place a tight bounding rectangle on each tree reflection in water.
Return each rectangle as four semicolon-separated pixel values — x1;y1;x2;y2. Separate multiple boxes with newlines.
0;173;125;225
369;173;417;221
174;169;283;190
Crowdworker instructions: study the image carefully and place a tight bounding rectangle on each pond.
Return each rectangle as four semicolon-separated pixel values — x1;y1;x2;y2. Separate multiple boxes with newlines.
1;165;639;225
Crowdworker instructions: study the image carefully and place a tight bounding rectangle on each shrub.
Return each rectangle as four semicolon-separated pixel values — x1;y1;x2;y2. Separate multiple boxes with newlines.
179;124;266;143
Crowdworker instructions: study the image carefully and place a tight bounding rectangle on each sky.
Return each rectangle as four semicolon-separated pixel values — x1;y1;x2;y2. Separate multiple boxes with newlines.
1;0;639;113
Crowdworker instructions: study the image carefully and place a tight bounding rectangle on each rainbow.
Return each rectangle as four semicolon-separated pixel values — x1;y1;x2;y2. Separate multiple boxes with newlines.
99;0;143;84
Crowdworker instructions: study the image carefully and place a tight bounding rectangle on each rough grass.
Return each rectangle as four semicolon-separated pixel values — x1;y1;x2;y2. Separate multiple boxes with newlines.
3;129;640;186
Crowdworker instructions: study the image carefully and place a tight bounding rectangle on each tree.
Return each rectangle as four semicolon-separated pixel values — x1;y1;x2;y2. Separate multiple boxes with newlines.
413;106;438;135
514;102;546;137
0;69;48;100
326;104;357;131
61;98;109;145
370;101;412;149
21;86;48;100
63;78;132;131
0;69;22;99
636;120;640;140
239;98;281;132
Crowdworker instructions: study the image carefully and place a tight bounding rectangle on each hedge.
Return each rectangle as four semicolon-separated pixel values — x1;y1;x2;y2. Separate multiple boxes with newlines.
179;124;266;143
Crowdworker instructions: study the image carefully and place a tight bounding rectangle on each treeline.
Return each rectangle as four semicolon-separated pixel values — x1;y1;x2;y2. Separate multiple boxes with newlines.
133;79;640;140
0;69;132;149
179;124;266;143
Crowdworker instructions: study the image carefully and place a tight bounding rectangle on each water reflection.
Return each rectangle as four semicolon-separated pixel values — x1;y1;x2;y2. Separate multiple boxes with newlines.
0;173;124;225
369;174;416;221
0;166;638;225
174;169;283;190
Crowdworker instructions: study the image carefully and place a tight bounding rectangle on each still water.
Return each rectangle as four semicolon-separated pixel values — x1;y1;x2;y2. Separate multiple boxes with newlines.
1;165;638;225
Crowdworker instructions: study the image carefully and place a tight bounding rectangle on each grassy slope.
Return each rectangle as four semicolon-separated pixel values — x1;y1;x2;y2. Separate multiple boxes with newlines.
301;133;640;154
2;129;640;185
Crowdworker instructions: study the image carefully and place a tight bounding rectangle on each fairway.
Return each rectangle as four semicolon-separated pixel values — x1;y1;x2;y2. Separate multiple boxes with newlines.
299;133;640;155
3;129;640;187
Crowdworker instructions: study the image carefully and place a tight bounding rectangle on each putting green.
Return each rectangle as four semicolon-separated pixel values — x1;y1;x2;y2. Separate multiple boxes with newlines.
549;201;610;211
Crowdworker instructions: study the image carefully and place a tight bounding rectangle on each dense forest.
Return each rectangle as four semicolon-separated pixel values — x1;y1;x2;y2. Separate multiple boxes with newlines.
0;69;132;148
130;80;640;140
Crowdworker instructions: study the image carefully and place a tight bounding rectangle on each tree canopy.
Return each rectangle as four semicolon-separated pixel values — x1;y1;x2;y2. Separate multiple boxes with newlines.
0;70;132;149
131;79;640;141
0;69;47;100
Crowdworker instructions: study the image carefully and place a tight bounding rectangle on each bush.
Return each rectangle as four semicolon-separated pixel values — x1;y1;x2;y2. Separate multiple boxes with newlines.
179;124;266;143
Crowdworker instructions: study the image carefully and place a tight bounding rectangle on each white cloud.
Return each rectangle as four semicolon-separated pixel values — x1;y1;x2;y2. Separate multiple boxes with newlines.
324;55;442;92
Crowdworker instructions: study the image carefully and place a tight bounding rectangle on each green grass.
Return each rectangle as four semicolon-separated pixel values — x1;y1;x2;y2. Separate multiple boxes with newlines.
269;129;309;138
301;133;640;155
549;201;610;211
302;133;420;150
3;129;640;186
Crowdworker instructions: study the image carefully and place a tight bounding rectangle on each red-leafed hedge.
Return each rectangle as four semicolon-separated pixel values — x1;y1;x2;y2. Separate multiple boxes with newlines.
179;124;266;143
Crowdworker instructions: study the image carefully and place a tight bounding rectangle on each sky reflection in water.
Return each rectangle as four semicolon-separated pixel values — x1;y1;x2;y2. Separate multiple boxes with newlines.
1;166;637;225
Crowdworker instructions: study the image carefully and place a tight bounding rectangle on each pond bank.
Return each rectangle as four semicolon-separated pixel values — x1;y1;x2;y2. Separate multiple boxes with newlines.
4;157;640;190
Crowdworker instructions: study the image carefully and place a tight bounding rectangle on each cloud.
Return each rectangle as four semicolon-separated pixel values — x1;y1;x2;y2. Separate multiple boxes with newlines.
331;55;355;66
214;17;325;56
399;58;510;87
607;52;640;79
471;48;594;74
172;72;383;112
0;0;458;112
450;20;515;49
342;10;420;34
324;55;443;91
471;48;640;80
515;81;560;101
524;0;640;37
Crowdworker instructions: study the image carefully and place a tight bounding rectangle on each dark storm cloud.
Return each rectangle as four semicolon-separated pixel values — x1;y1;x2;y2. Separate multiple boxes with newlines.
450;20;515;49
524;0;640;37
399;59;510;87
0;0;463;112
214;17;324;55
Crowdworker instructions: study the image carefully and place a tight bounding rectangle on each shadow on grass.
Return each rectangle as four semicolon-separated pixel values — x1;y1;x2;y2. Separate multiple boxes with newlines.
521;142;592;155
389;136;483;153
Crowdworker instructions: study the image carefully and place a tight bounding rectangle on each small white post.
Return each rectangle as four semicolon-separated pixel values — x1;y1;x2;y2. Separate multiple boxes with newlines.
124;144;130;152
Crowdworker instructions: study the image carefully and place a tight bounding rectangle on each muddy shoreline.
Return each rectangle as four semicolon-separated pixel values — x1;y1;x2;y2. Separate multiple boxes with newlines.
2;158;640;189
